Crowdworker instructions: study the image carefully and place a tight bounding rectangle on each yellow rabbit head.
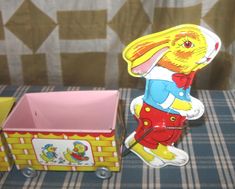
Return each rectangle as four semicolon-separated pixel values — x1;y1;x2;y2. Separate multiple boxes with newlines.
123;24;221;76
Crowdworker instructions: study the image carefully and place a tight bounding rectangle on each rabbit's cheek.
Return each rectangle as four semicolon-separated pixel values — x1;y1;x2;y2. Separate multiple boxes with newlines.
158;57;182;73
174;50;193;60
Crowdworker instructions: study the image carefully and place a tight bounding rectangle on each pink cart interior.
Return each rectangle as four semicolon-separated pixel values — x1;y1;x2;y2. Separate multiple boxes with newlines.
3;91;119;133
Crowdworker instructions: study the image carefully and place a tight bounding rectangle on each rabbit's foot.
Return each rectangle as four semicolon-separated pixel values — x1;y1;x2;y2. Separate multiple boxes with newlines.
125;132;164;168
149;143;175;160
145;145;189;167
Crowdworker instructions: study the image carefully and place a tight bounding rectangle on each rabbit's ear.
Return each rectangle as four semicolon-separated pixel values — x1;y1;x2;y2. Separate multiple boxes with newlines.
130;46;168;76
123;30;170;77
123;39;169;77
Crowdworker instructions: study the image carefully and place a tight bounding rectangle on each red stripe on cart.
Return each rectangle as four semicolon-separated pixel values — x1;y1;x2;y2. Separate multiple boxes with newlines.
4;131;115;137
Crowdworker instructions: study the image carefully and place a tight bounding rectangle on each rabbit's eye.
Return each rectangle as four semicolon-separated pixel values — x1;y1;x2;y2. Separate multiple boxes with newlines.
183;41;194;48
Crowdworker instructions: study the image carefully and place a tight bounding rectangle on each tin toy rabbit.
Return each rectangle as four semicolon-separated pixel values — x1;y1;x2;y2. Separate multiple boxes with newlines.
123;24;221;168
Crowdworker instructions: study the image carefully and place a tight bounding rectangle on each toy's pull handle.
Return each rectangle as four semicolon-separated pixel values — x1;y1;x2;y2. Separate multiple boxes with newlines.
164;125;187;130
122;123;188;157
122;127;154;157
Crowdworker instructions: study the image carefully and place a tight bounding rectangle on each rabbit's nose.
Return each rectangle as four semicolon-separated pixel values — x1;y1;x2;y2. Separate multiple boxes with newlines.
215;42;219;50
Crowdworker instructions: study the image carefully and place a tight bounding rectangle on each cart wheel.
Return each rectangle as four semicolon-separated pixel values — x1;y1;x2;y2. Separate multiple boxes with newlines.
95;167;112;179
21;167;37;178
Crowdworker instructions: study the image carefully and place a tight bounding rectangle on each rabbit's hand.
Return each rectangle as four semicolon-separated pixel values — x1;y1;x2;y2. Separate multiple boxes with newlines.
134;103;143;118
130;95;143;118
171;98;192;111
187;96;205;120
171;96;204;120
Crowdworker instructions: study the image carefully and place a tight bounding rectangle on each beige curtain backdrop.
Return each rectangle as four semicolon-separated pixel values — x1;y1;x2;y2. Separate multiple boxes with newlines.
0;0;234;89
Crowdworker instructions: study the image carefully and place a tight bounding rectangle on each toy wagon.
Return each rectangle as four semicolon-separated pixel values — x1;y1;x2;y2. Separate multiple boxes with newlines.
0;97;15;171
2;91;125;179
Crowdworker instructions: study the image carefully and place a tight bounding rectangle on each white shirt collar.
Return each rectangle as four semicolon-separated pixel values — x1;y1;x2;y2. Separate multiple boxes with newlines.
144;66;174;82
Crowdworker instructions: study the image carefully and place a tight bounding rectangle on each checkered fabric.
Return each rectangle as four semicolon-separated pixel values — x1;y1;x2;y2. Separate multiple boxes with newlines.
0;85;235;189
0;0;235;89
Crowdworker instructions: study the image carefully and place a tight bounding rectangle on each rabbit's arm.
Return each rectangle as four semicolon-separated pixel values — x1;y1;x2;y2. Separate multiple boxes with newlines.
158;93;192;111
171;98;192;111
187;95;204;120
170;96;204;119
164;83;192;111
148;81;176;109
159;93;175;109
130;95;143;117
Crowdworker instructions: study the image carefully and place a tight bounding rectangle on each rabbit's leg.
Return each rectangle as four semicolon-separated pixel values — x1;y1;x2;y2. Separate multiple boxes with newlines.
149;143;175;160
125;132;165;168
144;144;189;167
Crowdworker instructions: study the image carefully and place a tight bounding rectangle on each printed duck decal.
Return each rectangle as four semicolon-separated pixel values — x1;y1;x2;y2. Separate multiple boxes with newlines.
40;144;57;163
64;141;89;164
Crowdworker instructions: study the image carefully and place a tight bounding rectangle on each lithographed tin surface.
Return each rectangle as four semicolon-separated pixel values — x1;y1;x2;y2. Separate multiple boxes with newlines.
4;131;122;171
0;97;15;171
3;91;124;172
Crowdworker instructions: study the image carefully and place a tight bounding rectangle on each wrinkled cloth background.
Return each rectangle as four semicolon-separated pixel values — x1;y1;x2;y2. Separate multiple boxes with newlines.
0;0;234;89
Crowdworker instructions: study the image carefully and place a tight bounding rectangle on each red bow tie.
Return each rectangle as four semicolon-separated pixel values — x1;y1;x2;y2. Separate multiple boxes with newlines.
172;72;196;89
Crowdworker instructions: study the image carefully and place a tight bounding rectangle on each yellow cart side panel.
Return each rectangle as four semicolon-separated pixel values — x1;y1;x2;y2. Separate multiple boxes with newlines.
103;157;119;162
16;164;120;172
0;165;11;172
5;137;20;144
14;159;29;165
102;147;117;152
10;149;25;155
90;140;113;147
95;162;117;167
99;135;115;141
15;154;37;160
0;161;11;166
93;152;114;157
10;143;33;149
6;132;34;138
6;131;121;171
47;166;74;171
75;166;120;172
37;133;65;139
0;133;13;171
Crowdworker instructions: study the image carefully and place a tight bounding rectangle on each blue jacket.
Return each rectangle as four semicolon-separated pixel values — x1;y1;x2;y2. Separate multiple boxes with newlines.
143;79;191;114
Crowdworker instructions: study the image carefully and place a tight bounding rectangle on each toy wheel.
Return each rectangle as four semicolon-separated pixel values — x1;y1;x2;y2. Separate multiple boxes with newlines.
95;167;112;179
21;167;37;178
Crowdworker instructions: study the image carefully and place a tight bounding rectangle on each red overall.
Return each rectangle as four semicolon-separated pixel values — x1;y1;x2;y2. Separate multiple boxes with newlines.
134;103;186;149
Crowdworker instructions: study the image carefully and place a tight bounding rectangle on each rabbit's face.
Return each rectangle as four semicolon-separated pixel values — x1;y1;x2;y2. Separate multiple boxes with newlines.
123;24;221;77
158;28;207;74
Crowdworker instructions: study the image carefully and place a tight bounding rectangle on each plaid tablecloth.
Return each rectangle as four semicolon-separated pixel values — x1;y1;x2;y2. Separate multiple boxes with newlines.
0;85;235;189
